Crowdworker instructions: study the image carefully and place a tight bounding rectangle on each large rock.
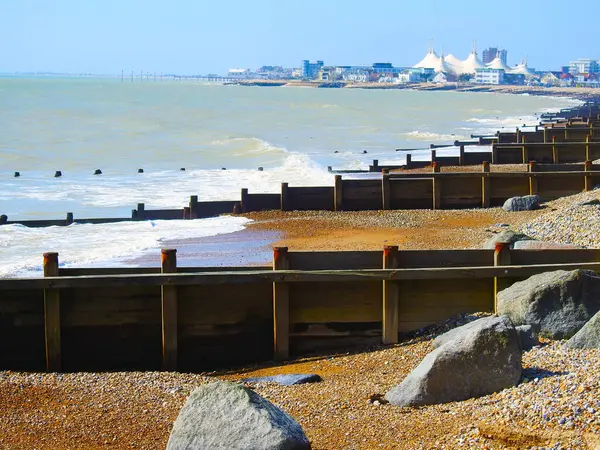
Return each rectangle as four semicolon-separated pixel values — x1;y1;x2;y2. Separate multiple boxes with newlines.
242;374;321;386
512;240;580;250
166;381;311;450
515;325;539;351
497;269;600;339
385;316;521;407
502;195;541;212
565;311;600;349
483;230;534;249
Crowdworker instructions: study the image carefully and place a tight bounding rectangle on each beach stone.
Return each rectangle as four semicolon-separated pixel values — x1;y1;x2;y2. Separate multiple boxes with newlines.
502;195;541;212
565;311;600;349
242;374;322;386
516;325;539;351
483;229;534;249
497;269;600;339
166;381;310;450
385;316;521;407
512;240;580;250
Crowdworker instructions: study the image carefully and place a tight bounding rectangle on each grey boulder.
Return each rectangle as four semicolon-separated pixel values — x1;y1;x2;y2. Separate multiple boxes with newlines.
512;240;580;250
166;381;310;450
497;269;600;339
502;195;541;212
565;311;600;349
515;325;539;351
483;230;534;249
385;316;521;407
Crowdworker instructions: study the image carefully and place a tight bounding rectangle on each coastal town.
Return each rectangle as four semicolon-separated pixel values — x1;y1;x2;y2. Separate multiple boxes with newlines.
224;45;600;88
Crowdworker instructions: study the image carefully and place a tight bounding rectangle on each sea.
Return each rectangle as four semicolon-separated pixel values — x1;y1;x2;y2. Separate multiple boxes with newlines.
0;76;580;276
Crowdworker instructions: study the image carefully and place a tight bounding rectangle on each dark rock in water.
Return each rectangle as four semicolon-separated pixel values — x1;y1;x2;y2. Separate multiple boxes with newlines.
94;169;102;175
497;269;600;339
138;168;144;173
180;167;186;171
515;325;539;351
483;230;534;249
166;381;311;450
221;167;227;170
14;171;20;178
565;311;600;349
243;374;322;386
502;195;541;212
54;170;62;178
258;167;264;171
385;316;521;407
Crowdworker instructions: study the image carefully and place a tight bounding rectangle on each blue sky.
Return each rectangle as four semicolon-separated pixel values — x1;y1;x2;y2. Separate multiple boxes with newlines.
1;0;597;74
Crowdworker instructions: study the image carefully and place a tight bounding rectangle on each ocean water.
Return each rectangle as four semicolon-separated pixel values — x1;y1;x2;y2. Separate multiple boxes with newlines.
0;77;579;276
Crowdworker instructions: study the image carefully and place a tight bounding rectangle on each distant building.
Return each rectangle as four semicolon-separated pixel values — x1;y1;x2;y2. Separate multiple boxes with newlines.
398;69;422;83
568;59;600;75
474;68;505;84
301;60;324;79
482;48;507;65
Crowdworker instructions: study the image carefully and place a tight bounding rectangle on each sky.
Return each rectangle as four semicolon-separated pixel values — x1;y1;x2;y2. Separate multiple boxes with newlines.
0;0;598;75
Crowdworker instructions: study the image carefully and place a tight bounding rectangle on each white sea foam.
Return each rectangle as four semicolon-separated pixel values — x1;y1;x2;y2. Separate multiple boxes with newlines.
404;131;465;141
0;216;252;277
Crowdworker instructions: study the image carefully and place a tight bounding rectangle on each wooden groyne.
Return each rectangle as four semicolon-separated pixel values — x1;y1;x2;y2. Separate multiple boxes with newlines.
2;246;599;372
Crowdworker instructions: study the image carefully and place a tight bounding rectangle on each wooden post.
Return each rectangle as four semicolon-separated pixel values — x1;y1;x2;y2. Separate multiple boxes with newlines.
161;249;178;371
334;175;343;211
382;173;391;210
493;243;511;313
43;252;61;372
281;183;289;211
241;188;249;212
189;196;198;219
543;127;548;143
66;212;73;225
382;246;399;344
482;162;490;208
137;203;145;220
516;128;521;143
183;206;190;220
459;145;465;165
491;144;498;164
405;154;412;168
529;162;538;195
430;149;436;164
521;136;528;163
586;135;590;161
372;159;379;171
552;136;559;163
584;160;593;192
273;247;290;360
432;161;440;173
433;177;442;210
0;214;7;225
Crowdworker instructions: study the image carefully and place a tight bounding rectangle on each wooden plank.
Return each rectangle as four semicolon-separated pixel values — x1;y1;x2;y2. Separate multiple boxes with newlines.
511;249;600;265
494;244;511;313
280;183;289;211
389;178;433;209
396;250;494;268
334;175;343;211
273;247;290;360
4;262;600;291
43;252;61;372
382;174;391;210
161;249;178;371
382;246;399;344
482;162;490;207
287;251;381;270
433;177;442;209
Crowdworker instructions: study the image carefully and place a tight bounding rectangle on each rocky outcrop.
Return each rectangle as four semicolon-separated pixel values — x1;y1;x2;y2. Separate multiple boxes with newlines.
483;229;534;249
385;316;521;407
502;195;541;212
565;311;600;349
497;269;600;339
166;381;311;450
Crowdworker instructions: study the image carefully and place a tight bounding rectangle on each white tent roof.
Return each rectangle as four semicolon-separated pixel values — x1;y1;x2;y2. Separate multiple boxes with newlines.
445;54;464;74
486;56;512;71
413;48;441;70
433;55;454;74
510;60;536;76
461;51;485;73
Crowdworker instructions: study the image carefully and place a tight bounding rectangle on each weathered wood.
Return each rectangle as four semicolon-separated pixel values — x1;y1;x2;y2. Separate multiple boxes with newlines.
273;247;290;360
334;175;343;211
529;168;539;196
43;252;61;372
280;183;289;211
482;162;490;208
552;137;559;164
585;160;593;191
161;249;178;371
382;246;399;344
287;251;381;270
382;174;391;210
433;177;442;210
493;243;511;313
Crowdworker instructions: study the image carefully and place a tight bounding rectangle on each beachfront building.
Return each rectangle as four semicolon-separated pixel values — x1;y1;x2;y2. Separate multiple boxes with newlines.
568;59;600;75
301;60;324;79
482;47;508;65
397;68;427;83
474;68;504;84
228;68;251;77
